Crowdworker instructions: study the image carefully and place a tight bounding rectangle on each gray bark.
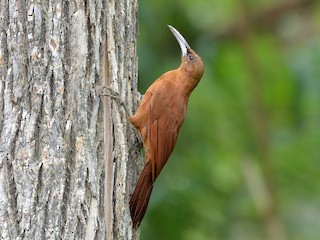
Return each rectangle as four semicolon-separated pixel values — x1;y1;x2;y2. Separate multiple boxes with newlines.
0;0;140;239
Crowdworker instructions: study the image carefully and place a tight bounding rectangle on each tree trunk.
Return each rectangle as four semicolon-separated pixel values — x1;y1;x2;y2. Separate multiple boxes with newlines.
0;0;140;239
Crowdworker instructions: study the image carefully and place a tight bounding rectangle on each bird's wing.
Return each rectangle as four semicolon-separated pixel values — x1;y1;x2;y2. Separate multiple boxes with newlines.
148;116;178;182
130;72;188;183
146;81;187;182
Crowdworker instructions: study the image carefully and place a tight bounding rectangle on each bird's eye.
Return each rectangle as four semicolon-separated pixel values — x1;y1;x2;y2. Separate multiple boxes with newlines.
187;54;195;62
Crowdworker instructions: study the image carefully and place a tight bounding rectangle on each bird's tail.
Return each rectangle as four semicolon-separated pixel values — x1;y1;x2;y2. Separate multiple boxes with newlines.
129;162;153;228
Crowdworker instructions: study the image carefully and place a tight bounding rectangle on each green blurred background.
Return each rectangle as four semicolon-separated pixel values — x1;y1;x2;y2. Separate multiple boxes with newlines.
136;0;320;239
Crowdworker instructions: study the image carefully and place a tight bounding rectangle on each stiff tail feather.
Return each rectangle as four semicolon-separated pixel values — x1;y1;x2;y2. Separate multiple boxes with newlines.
129;162;153;228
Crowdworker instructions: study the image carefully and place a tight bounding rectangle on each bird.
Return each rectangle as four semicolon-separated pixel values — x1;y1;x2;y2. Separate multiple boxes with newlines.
129;25;204;228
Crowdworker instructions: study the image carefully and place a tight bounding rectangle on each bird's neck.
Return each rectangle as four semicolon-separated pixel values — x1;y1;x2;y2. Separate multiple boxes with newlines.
177;67;201;96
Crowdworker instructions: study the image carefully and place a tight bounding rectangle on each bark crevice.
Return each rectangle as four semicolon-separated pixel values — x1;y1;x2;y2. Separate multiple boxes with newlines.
0;0;139;239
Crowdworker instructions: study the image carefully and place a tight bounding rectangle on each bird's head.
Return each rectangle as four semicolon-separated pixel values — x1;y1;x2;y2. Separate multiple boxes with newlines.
168;25;204;81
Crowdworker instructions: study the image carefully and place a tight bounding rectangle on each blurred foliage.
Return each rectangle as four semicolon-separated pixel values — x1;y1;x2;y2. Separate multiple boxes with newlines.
136;0;320;239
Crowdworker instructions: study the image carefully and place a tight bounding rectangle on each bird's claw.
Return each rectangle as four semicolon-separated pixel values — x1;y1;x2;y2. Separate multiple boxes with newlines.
102;86;143;145
101;86;121;99
101;86;131;117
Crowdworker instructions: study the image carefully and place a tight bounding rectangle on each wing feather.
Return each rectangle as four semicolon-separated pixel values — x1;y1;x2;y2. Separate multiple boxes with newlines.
130;73;188;183
147;90;186;182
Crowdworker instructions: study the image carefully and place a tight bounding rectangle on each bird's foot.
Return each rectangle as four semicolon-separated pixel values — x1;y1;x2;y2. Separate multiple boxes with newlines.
102;86;143;145
101;86;131;117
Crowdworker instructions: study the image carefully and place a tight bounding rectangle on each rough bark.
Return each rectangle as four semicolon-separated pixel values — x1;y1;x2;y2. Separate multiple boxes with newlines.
0;0;140;239
104;0;141;239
